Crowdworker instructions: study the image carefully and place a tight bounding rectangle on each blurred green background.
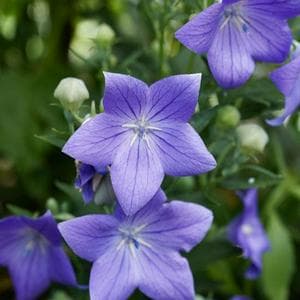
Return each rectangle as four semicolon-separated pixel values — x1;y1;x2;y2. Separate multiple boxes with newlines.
0;0;300;299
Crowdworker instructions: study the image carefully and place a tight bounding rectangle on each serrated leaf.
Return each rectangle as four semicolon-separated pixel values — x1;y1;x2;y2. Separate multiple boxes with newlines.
262;213;296;300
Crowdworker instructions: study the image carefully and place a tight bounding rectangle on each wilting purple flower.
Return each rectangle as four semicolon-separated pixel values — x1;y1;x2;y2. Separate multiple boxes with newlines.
267;54;300;126
75;162;99;203
75;162;116;205
0;211;76;300
175;0;300;88
59;190;213;300
63;72;216;215
228;189;270;279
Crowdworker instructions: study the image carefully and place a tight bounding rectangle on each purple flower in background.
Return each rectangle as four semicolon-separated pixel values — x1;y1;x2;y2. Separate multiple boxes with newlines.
175;0;300;88
59;190;213;300
267;55;300;126
0;211;76;300
63;72;216;215
231;296;252;300
228;189;270;279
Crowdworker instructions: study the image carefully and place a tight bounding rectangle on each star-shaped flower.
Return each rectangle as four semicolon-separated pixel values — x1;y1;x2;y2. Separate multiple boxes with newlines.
63;72;216;215
228;189;270;279
59;190;213;300
175;0;300;88
0;212;76;300
267;54;300;126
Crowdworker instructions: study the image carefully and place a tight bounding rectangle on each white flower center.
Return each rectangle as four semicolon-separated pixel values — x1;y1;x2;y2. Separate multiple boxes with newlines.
116;224;151;257
23;229;49;254
241;224;253;235
122;118;161;146
222;4;248;33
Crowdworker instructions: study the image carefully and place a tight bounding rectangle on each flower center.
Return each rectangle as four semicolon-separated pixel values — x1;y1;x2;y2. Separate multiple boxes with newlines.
241;224;253;235
117;224;150;257
222;4;248;33
122;118;161;146
23;229;49;254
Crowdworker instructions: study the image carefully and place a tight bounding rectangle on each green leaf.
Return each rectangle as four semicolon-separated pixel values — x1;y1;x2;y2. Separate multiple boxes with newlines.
191;107;219;132
34;134;65;148
6;204;33;217
55;181;82;204
262;213;296;300
221;164;283;190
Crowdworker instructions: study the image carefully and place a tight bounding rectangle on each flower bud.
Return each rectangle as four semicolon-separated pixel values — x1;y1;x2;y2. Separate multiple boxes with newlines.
46;198;59;214
96;23;115;46
54;77;89;112
237;123;269;153
217;105;241;128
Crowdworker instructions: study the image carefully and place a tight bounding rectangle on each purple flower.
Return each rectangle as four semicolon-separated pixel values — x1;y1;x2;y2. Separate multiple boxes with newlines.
75;162;99;203
231;296;252;300
75;162;113;204
63;72;216;215
175;0;300;88
59;190;213;300
267;55;300;126
0;211;76;300
228;189;270;279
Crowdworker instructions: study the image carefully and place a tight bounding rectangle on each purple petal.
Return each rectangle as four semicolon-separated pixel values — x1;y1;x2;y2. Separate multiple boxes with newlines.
139;250;195;300
0;217;25;265
90;248;139;300
147;74;202;122
175;4;222;54
152;122;216;176
244;0;300;18
114;189;167;222
76;163;96;186
207;20;255;88
242;6;292;62
20;211;62;246
9;246;51;300
270;56;300;96
58;215;119;262
103;72;149;120
228;189;270;279
49;247;77;286
222;0;240;4
111;138;164;216
140;201;213;252
267;56;300;126
63;113;129;169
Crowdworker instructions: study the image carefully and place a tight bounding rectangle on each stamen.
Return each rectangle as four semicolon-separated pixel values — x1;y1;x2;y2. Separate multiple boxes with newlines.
221;4;248;33
117;225;151;254
122;118;161;146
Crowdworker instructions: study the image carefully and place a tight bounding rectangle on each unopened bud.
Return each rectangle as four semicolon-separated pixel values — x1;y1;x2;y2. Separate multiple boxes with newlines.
97;23;115;46
46;198;59;214
54;77;89;112
237;123;269;153
217;105;241;128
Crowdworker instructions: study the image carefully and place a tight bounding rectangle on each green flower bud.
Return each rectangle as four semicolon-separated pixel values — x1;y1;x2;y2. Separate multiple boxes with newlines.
46;198;59;214
237;123;269;153
217;105;241;128
54;77;89;112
